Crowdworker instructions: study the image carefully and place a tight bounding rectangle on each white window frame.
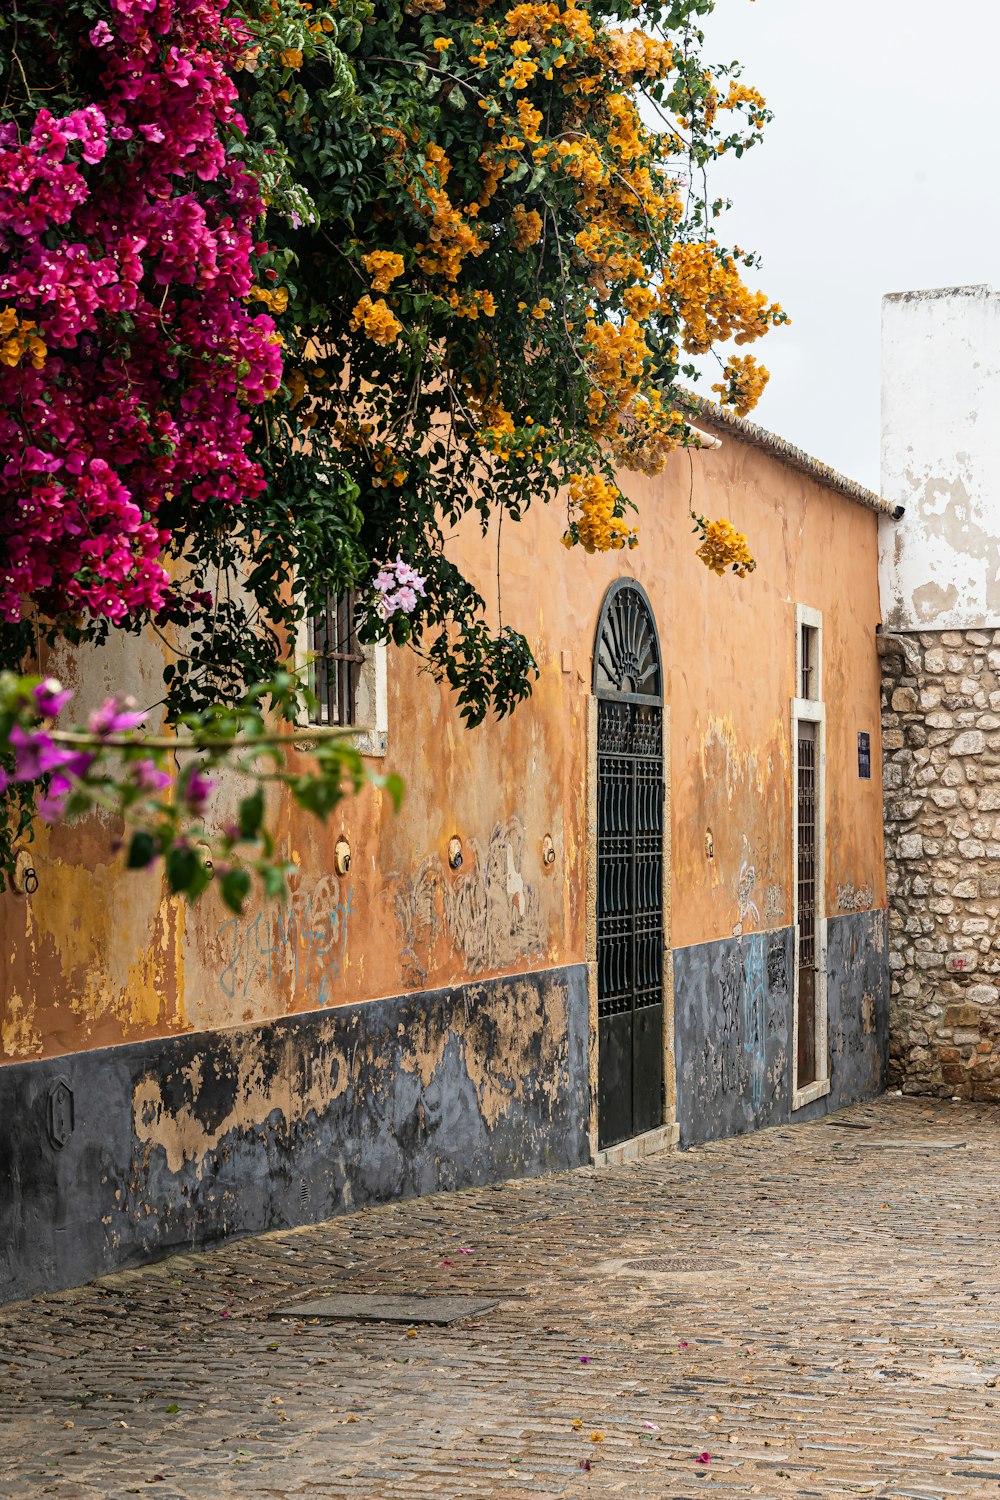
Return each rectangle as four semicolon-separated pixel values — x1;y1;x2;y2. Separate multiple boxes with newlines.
791;603;830;1109
295;606;389;759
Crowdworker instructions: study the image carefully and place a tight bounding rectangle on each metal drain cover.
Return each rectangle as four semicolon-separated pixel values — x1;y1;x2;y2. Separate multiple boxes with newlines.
623;1256;742;1276
269;1294;499;1325
841;1140;967;1152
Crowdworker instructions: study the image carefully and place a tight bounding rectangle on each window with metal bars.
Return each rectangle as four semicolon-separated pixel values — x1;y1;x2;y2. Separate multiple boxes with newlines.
310;588;366;727
800;623;819;699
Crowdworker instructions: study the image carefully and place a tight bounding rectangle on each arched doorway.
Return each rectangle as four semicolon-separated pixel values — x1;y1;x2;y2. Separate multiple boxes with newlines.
593;579;665;1148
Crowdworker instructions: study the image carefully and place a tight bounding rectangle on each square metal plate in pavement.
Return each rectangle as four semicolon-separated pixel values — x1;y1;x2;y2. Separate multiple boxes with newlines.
269;1294;499;1325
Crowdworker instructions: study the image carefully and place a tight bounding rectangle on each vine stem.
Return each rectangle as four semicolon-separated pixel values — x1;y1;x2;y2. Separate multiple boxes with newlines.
47;727;352;752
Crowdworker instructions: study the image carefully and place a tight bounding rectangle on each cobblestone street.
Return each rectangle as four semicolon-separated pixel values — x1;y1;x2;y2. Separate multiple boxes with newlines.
4;1096;1000;1499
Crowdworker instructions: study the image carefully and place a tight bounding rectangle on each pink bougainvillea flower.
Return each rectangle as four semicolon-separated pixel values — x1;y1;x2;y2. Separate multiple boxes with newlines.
579;1458;591;1471
183;767;214;815
579;1356;591;1364
33;678;73;718
37;772;75;822
88;698;148;736
696;1452;711;1465
0;2;277;634
131;759;171;794
641;1421;659;1432
439;1258;453;1267
458;1247;474;1255
678;1341;689;1349
9;724;71;780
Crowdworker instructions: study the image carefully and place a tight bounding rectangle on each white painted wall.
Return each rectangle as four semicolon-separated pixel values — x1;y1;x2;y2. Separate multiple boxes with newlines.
880;283;1000;632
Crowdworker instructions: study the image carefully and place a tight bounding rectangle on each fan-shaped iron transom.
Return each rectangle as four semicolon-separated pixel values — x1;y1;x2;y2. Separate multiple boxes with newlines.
594;582;662;702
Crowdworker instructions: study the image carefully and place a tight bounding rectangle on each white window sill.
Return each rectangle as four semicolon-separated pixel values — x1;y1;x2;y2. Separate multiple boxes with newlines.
305;723;388;759
792;1077;831;1111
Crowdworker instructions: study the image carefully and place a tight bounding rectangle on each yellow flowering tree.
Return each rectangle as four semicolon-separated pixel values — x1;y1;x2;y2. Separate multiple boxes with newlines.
231;0;785;724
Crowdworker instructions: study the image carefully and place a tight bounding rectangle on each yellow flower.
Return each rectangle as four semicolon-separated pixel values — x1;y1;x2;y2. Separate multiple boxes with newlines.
0;307;47;369
511;204;542;250
350;295;403;346
695;517;756;578
362;250;405;292
712;353;770;417
564;473;635;553
250;284;289;315
280;47;304;69
432;37;452;51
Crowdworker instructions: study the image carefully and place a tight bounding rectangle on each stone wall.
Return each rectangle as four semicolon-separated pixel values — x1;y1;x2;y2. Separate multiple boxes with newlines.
881;628;1000;1096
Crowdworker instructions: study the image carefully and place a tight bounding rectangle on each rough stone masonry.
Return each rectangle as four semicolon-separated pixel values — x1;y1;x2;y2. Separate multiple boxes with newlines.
882;626;1000;1096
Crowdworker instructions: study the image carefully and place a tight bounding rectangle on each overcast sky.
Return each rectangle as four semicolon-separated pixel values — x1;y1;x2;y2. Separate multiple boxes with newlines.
693;0;1000;492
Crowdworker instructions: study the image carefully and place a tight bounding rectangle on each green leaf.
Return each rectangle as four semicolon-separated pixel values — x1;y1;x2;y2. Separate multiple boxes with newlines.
238;789;265;839
166;845;198;893
261;864;287;900
127;831;156;870
221;868;252;914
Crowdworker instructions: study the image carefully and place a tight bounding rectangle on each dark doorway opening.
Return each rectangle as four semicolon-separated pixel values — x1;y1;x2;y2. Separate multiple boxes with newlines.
594;580;665;1149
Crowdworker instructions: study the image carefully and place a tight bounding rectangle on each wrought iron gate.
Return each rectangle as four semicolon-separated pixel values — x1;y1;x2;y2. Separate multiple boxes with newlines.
796;721;818;1087
594;581;664;1148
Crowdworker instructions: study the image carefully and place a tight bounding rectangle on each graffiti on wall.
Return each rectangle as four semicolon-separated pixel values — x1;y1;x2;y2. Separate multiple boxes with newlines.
389;818;545;986
215;876;352;1006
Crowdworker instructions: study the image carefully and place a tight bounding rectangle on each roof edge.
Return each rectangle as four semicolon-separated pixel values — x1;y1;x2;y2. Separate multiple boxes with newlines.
680;393;897;517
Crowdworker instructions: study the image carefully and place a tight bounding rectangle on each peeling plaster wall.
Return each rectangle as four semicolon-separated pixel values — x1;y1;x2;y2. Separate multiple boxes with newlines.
0;966;589;1304
0;406;889;1297
0;424;885;1068
674;911;888;1147
880;284;1000;632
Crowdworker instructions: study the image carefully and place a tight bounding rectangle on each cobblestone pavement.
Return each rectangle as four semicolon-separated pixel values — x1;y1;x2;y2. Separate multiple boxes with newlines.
4;1096;1000;1499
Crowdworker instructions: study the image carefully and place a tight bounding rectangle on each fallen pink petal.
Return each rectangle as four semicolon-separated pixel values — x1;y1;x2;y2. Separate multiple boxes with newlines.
642;1421;659;1431
696;1452;711;1465
579;1356;591;1363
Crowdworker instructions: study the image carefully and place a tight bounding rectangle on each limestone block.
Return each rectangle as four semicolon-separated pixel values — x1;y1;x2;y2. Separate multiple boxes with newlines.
952;730;986;755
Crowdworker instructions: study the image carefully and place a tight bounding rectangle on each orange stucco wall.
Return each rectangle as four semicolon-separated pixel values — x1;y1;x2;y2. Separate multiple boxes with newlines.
0;427;886;1063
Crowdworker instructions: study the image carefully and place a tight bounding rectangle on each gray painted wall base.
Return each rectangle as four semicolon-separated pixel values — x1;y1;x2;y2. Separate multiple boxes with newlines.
0;966;590;1306
673;911;889;1146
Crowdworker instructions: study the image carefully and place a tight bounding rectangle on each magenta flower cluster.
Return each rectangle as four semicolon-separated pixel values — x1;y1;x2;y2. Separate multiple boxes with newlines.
0;678;154;820
373;557;427;620
0;675;217;827
0;0;283;627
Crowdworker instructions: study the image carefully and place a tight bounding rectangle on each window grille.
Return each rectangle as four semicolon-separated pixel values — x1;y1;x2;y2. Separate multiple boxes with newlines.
311;588;365;727
801;624;818;699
